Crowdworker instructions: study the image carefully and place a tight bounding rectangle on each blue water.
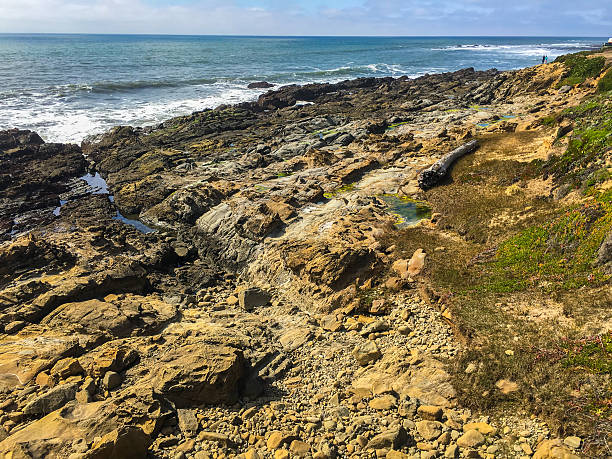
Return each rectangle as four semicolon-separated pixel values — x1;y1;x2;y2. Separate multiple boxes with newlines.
0;34;604;143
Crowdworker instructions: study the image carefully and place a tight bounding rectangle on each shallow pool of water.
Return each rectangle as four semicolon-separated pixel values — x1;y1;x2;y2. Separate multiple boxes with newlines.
381;195;431;227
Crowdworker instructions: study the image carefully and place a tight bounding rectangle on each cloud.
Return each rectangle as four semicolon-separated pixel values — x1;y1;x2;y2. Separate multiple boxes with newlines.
0;0;609;35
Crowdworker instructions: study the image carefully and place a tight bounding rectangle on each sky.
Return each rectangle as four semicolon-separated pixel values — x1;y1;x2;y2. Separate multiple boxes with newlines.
0;0;610;36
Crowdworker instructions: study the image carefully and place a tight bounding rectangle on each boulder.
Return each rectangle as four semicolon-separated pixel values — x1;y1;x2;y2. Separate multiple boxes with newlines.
352;341;382;366
154;342;245;407
248;81;275;89
366;427;409;450
533;439;580;459
415;420;443;441
23;382;78;416
102;371;122;391
456;429;485;448
238;287;271;311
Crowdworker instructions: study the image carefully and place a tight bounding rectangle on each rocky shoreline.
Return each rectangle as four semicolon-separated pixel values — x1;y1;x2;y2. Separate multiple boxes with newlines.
0;51;611;459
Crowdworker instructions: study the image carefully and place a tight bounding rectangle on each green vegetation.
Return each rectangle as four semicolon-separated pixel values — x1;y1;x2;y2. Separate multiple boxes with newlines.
323;182;356;199
598;68;612;93
545;92;612;190
555;54;606;88
380;194;432;227
382;90;612;450
483;197;611;292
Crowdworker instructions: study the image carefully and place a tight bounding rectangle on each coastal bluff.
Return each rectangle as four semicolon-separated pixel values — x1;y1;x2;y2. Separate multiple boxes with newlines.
0;50;610;458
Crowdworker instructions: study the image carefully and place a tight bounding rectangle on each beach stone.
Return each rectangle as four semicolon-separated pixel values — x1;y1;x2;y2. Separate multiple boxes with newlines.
352;341;382;366
267;431;296;450
417;405;443;421
533;439;580;459
456;430;485;448
416;421;442;441
320;315;343;332
369;395;397;411
177;409;199;436
274;450;290;459
386;450;409;459
463;422;496;435
290;440;311;456
366;427;409;450
102;371;122;390
198;431;234;447
445;444;458;458
563;436;581;449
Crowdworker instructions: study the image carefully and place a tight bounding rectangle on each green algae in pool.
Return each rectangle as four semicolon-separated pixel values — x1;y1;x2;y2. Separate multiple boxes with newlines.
381;194;431;227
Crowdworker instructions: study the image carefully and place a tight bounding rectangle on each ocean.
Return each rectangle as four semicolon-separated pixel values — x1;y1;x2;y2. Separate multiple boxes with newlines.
0;34;604;144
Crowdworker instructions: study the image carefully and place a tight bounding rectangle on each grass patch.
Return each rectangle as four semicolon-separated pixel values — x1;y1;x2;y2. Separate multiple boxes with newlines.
381;92;612;451
545;93;612;190
555;54;606;88
598;68;612;93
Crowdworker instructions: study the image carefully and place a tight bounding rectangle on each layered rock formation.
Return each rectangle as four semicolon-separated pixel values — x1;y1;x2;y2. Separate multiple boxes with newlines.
0;55;608;458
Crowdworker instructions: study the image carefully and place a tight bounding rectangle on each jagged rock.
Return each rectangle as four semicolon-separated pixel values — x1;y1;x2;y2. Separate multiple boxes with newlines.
597;230;612;272
86;426;150;459
533;439;581;459
177;409;199;436
153;341;245;407
0;334;80;392
366;427;410;450
352;341;382;366
238;287;271;311
248;81;275;89
102;371;122;390
416;420;443;441
50;358;84;380
23;382;78;416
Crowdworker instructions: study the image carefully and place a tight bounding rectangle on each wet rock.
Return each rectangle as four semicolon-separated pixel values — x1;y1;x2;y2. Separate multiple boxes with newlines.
248;81;275;89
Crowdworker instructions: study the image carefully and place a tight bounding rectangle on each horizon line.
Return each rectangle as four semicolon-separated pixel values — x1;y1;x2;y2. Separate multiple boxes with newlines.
0;33;608;39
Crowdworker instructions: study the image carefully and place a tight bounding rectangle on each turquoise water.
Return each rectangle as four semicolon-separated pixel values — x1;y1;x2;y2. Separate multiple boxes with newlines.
0;34;604;143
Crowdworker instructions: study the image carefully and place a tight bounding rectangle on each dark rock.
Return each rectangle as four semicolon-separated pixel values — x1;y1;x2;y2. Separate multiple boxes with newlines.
248;81;275;89
102;371;122;390
238;287;271;311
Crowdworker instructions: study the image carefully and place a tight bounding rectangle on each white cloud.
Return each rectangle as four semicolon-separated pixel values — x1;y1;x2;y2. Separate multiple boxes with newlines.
0;0;609;35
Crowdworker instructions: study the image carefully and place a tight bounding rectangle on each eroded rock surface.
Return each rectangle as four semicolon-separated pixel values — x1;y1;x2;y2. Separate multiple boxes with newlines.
0;58;603;458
